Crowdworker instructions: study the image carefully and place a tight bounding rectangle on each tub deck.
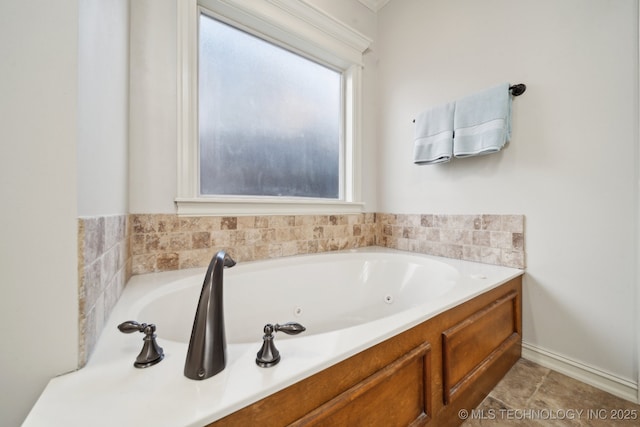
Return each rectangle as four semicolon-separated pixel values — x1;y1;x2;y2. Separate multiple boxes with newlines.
23;248;523;427
211;275;522;426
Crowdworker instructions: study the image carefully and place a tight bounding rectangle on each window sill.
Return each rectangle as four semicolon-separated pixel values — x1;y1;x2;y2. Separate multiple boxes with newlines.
175;197;365;216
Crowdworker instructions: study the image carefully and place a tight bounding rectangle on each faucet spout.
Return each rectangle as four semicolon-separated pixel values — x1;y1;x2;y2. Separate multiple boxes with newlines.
184;250;236;380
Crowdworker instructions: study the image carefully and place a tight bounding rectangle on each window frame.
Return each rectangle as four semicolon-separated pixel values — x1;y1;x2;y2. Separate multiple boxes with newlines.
176;0;370;215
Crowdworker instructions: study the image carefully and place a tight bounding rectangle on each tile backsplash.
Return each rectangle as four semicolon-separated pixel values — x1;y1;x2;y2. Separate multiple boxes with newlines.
130;213;377;274
376;213;524;269
77;215;130;367
78;212;524;364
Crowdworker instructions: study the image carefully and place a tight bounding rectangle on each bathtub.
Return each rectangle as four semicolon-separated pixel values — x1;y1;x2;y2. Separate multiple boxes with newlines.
24;247;523;427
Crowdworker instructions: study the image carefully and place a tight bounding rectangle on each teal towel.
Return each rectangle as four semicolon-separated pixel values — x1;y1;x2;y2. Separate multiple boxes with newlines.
453;83;511;157
413;101;455;165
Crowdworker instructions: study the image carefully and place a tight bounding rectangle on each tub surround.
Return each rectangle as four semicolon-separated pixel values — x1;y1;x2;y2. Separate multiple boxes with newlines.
213;273;522;426
77;215;131;367
27;249;524;427
130;213;524;274
78;212;524;368
130;213;377;274
377;213;525;269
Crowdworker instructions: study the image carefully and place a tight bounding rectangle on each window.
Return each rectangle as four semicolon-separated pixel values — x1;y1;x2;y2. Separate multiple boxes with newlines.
176;0;371;215
199;13;342;199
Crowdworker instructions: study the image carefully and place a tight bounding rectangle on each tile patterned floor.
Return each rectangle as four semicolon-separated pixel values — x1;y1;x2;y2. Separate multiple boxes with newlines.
463;358;640;426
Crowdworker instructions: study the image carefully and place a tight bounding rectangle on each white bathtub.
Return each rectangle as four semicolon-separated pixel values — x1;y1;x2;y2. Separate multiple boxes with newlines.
24;248;523;427
136;249;459;344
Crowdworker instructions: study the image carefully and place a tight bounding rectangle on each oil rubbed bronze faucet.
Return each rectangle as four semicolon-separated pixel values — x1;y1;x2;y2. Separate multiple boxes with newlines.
184;250;236;380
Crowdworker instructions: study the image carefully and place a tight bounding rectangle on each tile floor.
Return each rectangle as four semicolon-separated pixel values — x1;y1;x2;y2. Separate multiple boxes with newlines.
463;358;640;426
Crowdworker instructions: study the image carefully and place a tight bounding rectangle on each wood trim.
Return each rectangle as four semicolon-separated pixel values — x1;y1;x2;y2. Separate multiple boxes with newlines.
208;276;522;427
442;290;520;404
290;342;431;426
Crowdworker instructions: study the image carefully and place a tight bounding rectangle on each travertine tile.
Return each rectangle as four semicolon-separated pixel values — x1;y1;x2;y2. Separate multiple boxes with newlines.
502;215;524;233
221;216;238;230
481;214;502;231
463;246;482;263
82;212;524;368
132;254;155;275
157;253;179;271
281;241;299;256
255;216;269;228
156;214;180;233
211;230;231;246
275;227;293;241
244;228;263;245
268;215;294;228
179;248;213;269
191;231;211;249
502;250;526;269
481;246;502;265
421;214;434;227
236;216;256;229
397;238;409;251
490;231;514;249
167;233;190;252
232;245;255;262
513;233;524;251
433;214;450;229
440;229;473;245
127;212;525;274
131;214;155;234
82;217;105;264
473;230;491;247
329;214;347;225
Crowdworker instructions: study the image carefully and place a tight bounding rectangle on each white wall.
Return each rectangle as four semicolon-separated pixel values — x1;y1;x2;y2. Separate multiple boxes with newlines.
129;0;178;214
311;0;379;211
77;0;130;216
0;0;130;424
377;0;638;394
128;0;379;213
0;1;80;425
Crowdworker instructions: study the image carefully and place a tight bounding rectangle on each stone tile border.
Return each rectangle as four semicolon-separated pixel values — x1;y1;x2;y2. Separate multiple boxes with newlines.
78;212;524;364
376;214;525;269
77;215;130;367
129;213;377;274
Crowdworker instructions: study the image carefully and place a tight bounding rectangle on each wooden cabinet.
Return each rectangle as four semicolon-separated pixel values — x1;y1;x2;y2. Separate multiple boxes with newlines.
442;290;520;405
209;276;522;427
291;342;432;427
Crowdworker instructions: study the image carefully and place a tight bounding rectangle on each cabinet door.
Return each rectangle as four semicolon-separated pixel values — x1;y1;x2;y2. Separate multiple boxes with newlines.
290;342;432;427
442;291;520;404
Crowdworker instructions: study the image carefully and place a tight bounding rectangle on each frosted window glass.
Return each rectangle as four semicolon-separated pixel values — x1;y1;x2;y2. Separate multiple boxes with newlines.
198;13;342;199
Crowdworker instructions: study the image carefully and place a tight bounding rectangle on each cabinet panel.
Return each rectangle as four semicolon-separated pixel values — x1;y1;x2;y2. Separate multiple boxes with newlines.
209;277;522;427
290;342;431;427
442;291;519;404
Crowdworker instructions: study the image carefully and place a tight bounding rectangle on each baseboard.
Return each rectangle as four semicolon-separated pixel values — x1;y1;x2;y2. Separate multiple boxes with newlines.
521;342;638;404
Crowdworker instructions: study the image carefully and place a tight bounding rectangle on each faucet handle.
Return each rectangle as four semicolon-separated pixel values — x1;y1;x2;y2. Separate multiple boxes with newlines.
256;322;306;368
118;320;147;334
118;320;164;368
273;322;306;335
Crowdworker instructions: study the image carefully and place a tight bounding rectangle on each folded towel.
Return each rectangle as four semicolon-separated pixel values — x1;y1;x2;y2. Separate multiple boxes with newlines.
413;101;455;165
453;83;511;157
